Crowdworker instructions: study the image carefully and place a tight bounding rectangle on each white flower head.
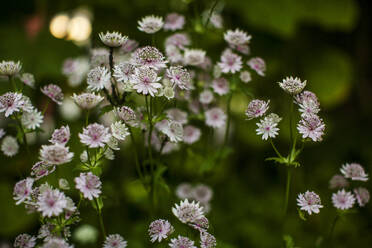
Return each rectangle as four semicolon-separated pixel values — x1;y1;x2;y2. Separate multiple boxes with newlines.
14;233;36;248
199;90;214;105
224;29;251;46
172;199;204;224
176;183;193;199
183;125;201;144
132;46;167;70
297;114;325;142
184;49;206;66
247;57;266;76
354;187;370;207
103;234;127;248
37;188;67;217
72;92;104;109
31;161;56;180
297;191;323;215
166;108;188;124
1;135;19;157
240;70;252;83
50;125;70;145
0;60;22;76
111;121;129;141
0;92;24;117
116;106;138;127
278;76;306;95
132;66;162;96
256;115;280;140
13;178;34;205
19;73;35;88
41;238;72;248
79;123;111;148
329;174;349;189
205;108;226;128
165;33;191;50
41;84;64;105
138;15;164;34
21;109;43;130
340;163;368;181
167;66;191;90
193;184;213;204
245;99;270;120
113;62;136;83
99;31;128;47
75;172;102;200
148;219;174;243
39;144;74;165
161;120;183;143
87;66;111;92
164;13;185;31
212;78;229;95
218;49;242;74
332;189;355;210
169;236;196;248
200;232;217;248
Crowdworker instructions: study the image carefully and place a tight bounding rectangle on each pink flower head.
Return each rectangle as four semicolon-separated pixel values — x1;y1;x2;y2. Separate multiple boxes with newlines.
297;114;325;142
164;13;185;31
79;123;111;148
41;84;64;105
218;49;242;74
247;57;266;76
75;172;102;200
132;46;167;70
50;125;70;145
13;178;34;205
205;108;226;128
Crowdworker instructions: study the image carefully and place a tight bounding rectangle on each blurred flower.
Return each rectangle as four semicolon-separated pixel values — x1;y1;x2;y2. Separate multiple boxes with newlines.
218;49;242;74
240;70;251;83
41;84;64;105
224;29;251;46
31;161;55;181
212;78;229;96
39;144;73;165
49;125;70;145
59;97;81;121
340;163;368;182
0;128;5;139
148;219;174;243
99;31;128;47
75;172;102;200
132;46;167;70
90;48;109;68
176;183;193;199
87;66;111;92
13;178;34;205
40;238;71;248
167;66;191;90
199;90;214;105
247;57;266;76
193;184;213;204
161;120;183;143
21;109;43;130
79;123;111;148
354;187;370;207
297;191;323;215
205;108;226;128
297;114;325;142
256;115;280;140
166;45;183;64
164;13;185;31
166;108;188;124
37;188;67;217
103;234;127;248
0;60;21;76
0;92;24;117
132;66;162;96
169;236;196;248
184;49;206;66
1;135;19;157
19;73;35;88
332;189;355;210
183;125;201;144
200;232;216;248
329;174;349;189
104;148;115;160
245;99;270;120
72;92;104;109
58;178;70;190
172;199;204;224
165;33;190;49
116;106;137;127
14;234;36;248
138;15;164;34
111;121;129;141
113;62;135;83
278;76;306;95
190;216;209;231
73;224;98;245
295;90;320;116
120;39;139;53
210;13;223;29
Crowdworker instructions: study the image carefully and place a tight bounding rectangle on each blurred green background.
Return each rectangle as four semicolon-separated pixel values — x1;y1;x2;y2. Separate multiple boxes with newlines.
0;0;372;247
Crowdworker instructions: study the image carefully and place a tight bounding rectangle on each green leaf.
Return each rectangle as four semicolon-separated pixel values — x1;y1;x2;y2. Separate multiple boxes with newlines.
297;208;307;221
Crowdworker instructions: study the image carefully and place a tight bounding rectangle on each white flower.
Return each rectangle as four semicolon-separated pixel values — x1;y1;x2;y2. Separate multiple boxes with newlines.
240;70;252;83
161;120;183;143
104;148;115;160
13;178;34;205
166;45;183;64
245;99;270;119
297;191;323;215
111;121;129;141
1;135;19;157
87;66;111;91
200;232;217;248
72;92;104;109
183;125;201;144
31;161;55;180
332;189;355;210
193;184;213;203
278;76;306;95
172;199;204;224
199;90;214;105
340;163;368;181
205;108;226;128
211;78;229;95
224;29;251;46
165;33;190;49
79;123;111;148
113;62;136;83
132;66;162;96
297;114;325;142
37;188;67;217
75;172;102;200
0;128;5;139
184;49;206;66
0;60;21;76
103;234;128;248
354;187;370;207
21;109;43;130
329;174;349;189
0;92;24;117
256;116;280;140
99;31;128;47
138;15;164;34
19;73;35;88
14;233;36;248
132;46;167;70
166;66;191;90
218;49;242;74
247;57;266;76
116;106;138;127
176;183;193;199
166;108;188;124
41;84;64;105
169;236;196;248
41;238;72;248
49;125;70;145
148;219;174;243
164;13;185;31
39;144;74;165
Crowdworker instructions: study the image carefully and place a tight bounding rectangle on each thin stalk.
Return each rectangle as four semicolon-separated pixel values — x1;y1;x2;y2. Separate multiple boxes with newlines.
108;47;119;104
129;127;144;182
9;76;18;91
94;198;107;239
42;100;49;115
85;110;90;126
270;139;283;159
14;114;30;155
283;167;292;215
223;92;233;147
204;0;219;27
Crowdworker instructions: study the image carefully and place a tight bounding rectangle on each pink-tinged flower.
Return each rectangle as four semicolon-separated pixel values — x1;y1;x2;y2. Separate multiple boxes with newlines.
90;48;110;68
176;183;193;199
183;125;201;144
111;121;129;141
120;39;139;53
75;172;102;200
189;216;209;231
184;49;206;66
165;33;190;49
332;189;355;210
167;66;191;90
256;116;280;140
138;15;164;34
248;57;266;76
200;232;216;248
172;199;204;224
245;99;270;120
0;60;21;76
295;90;319;107
103;234;127;248
297;114;325;142
164;13;185;31
148;219;174;243
87;66;111;91
132;66;162;96
41;84;64;105
278;76;306;95
193;184;213;203
205;108;226;128
1;135;19;157
161;120;183;143
240;70;252;83
99;31;128;48
235;44;250;55
199;90;214;105
211;78;229;96
132;46;167;70
37;188;67;217
49;125;70;145
0;128;5;139
297;191;323;215
21;109;43;130
39;144;74;165
113;62;136;83
41;238;72;248
116;106;138;127
329;174;349;189
210;13;223;28
72;92;104;109
340;163;368;181
354;187;370;207
166;108;188;124
224;29;251;46
218;49;242;74
13;178;34;205
166;45;184;64
31;161;55;180
19;73;35;88
14;234;36;248
0;92;24;117
79;123;111;148
169;236;196;248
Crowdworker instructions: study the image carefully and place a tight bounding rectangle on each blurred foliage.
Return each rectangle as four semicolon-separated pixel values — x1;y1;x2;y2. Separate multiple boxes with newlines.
1;0;372;247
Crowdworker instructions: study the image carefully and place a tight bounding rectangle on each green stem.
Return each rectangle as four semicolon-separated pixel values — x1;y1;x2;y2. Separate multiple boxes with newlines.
270;139;283;159
14;114;30;155
94;198;107;239
9;76;18;91
129;127;144;183
204;0;219;27
85;110;90;126
283;167;292;215
223;92;233;147
42;100;49;115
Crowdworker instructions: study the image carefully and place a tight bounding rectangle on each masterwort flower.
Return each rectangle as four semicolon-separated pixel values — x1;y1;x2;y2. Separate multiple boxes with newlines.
183;125;201;144
167;66;191;90
0;92;24;117
40;238;72;248
169;236;196;248
256;115;280;140
247;57;266;76
354;187;370;207
164;13;185;31
340;163;368;181
205;108;226;128
14;233;36;248
240;70;252;83
113;62;136;83
162;120;183;143
278;76;306;95
116;106;137;127
332;189;355;210
1;135;19;157
297;191;323;215
165;33;191;49
87;66;111;91
79;123;111;148
224;29;251;46
184;49;206;66
166;108;188;124
297;114;325;142
21;109;43;130
41;84;64;105
200;232;217;248
245;99;270;120
75;172;102;200
39;144;74;165
172;199;204;224
49;125;70;145
111;121;129;141
13;178;34;205
99;31;128;47
72;92;104;109
199;90;214;105
132;46;167;69
103;234;127;248
211;78;229;96
132;66;162;96
329;174;349;189
31;161;55;181
138;15;164;34
19;73;35;88
0;60;21;76
148;219;174;243
218;49;242;74
37;188;67;217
